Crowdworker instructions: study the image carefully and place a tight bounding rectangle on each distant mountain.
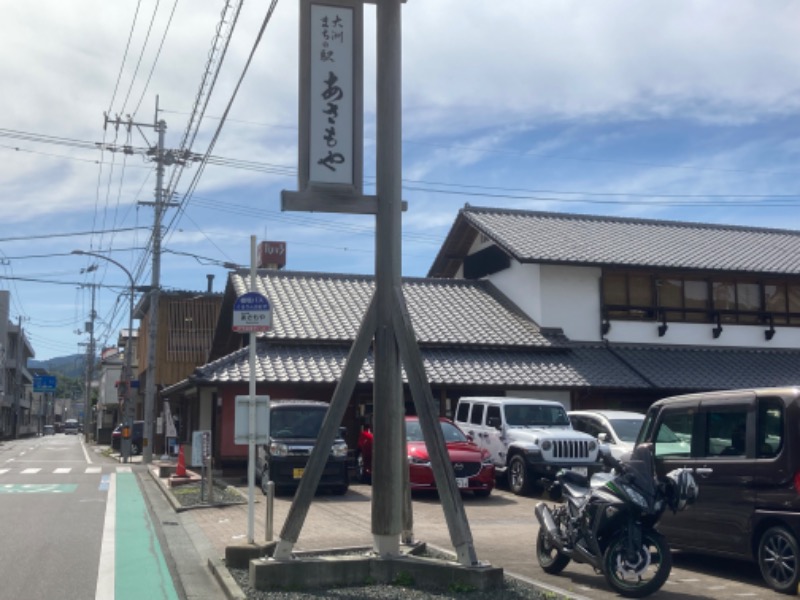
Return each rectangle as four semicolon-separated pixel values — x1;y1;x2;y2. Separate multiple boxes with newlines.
30;354;86;379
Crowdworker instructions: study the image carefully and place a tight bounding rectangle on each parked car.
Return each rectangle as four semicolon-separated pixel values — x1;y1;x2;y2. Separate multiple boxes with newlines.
256;400;349;496
111;421;144;455
63;419;80;435
43;425;54;436
568;410;645;460
454;396;599;495
636;386;800;594
357;416;495;497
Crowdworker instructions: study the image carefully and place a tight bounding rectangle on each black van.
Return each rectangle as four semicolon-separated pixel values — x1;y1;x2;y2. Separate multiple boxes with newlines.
255;400;349;496
637;386;800;594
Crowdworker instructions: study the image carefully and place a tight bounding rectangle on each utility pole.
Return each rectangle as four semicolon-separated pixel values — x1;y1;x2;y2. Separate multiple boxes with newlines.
104;96;179;463
13;315;22;439
82;286;96;442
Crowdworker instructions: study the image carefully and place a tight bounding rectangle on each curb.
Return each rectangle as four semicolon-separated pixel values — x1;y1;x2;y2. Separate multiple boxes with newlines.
208;558;248;600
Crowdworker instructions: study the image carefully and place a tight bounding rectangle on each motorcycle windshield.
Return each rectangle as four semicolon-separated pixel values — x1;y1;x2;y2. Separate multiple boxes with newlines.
620;444;659;499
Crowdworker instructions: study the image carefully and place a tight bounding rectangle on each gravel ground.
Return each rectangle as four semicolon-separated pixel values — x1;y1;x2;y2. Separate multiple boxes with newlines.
227;566;560;599
170;481;247;508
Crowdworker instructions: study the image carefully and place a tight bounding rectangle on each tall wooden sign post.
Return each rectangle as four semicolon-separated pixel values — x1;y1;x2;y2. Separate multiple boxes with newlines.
277;0;479;566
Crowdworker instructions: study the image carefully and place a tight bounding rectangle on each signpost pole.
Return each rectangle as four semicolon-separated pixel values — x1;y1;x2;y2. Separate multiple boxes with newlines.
232;237;273;545
248;235;257;544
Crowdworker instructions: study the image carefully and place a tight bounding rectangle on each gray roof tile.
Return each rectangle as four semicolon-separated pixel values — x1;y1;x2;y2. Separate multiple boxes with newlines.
186;341;648;389
436;206;800;275
611;345;800;390
230;270;557;348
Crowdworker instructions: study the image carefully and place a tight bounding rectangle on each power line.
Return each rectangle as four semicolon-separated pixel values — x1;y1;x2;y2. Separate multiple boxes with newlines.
163;0;279;260
0;228;147;244
133;0;180;117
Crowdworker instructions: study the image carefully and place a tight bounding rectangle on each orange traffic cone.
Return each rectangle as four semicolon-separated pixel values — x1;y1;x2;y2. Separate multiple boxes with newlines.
176;444;187;477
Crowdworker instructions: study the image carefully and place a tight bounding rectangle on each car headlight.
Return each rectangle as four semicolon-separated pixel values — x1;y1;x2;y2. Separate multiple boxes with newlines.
331;441;348;458
408;455;430;466
620;483;648;509
270;442;289;457
588;441;597;452
541;440;552;451
481;453;494;466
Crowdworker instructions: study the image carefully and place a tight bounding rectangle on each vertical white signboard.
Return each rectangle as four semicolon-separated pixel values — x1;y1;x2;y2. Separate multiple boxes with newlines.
309;3;355;185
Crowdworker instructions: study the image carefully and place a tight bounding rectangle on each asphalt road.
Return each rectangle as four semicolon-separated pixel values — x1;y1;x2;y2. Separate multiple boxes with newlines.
0;434;106;599
0;435;180;600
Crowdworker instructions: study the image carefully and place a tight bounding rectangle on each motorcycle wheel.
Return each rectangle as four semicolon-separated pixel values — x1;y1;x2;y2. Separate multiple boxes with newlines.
602;529;672;598
536;528;571;574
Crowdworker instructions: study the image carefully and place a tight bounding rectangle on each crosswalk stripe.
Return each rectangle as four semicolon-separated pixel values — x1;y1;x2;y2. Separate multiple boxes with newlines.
0;466;115;475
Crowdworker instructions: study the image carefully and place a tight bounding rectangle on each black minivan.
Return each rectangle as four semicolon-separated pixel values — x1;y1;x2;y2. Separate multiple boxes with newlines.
255;400;349;496
637;386;800;594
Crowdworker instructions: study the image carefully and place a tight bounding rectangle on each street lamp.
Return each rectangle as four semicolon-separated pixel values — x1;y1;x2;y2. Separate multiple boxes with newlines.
72;250;136;462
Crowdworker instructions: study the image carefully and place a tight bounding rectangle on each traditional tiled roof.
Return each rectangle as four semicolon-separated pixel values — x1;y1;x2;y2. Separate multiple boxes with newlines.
428;206;800;277
609;345;800;391
226;270;558;348
166;341;649;393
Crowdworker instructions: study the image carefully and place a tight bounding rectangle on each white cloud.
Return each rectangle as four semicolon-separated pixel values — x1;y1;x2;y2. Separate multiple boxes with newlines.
4;0;800;357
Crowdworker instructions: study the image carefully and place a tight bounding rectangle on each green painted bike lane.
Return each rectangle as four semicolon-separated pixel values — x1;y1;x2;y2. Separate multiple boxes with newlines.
115;472;179;600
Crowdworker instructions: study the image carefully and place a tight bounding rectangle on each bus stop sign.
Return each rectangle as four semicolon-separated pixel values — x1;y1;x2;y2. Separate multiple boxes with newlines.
232;292;273;333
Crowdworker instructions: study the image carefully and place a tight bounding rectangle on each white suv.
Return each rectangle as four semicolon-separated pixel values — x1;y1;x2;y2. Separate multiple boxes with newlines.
568;410;645;461
454;397;600;495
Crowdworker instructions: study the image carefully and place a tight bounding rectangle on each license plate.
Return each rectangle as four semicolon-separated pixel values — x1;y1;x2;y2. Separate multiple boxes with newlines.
293;468;305;480
571;467;588;476
455;477;468;488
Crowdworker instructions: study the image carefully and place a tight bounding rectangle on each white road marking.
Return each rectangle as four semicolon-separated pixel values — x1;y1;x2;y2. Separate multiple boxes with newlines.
95;473;115;600
0;469;8;475
54;468;71;474
21;468;41;474
86;467;102;474
116;466;132;473
81;438;93;464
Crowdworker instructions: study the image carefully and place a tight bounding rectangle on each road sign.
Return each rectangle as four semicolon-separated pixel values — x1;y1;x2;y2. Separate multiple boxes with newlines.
234;395;270;444
33;375;57;393
232;292;273;333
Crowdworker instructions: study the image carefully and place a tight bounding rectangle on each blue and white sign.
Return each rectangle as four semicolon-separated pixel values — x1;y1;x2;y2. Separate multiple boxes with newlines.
33;375;57;393
233;292;273;333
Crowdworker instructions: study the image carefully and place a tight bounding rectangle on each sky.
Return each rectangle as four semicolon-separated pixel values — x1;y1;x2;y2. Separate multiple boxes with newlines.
2;0;800;361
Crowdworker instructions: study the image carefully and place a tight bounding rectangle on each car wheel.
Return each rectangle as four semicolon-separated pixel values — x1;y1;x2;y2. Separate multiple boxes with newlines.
356;451;371;484
758;525;800;594
508;455;533;496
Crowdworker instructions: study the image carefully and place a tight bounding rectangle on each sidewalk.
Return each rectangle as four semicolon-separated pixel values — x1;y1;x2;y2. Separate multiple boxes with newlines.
138;459;581;600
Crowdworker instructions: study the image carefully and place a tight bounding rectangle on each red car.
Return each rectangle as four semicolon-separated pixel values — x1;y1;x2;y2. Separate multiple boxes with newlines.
356;416;495;497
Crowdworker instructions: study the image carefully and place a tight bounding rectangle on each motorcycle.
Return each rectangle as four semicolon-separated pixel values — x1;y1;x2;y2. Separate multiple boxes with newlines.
534;442;698;598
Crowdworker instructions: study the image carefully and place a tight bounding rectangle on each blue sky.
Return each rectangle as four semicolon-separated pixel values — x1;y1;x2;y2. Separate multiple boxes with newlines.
2;1;800;360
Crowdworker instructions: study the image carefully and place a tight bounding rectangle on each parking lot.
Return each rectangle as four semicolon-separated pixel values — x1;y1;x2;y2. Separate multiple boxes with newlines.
233;481;792;599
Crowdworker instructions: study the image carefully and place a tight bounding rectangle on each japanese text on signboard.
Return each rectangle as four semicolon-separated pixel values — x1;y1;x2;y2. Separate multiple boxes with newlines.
309;4;354;185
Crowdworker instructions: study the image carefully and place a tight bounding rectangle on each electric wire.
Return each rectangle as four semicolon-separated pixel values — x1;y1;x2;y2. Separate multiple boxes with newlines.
163;0;280;262
132;0;180;117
